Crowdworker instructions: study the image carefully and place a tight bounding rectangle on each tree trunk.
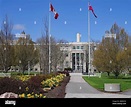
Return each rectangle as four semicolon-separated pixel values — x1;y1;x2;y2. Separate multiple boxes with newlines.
107;72;110;76
114;71;119;78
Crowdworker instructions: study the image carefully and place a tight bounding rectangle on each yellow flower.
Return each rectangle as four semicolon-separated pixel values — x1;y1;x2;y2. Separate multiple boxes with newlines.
27;94;31;97
19;94;22;98
42;95;46;98
21;93;25;98
26;87;29;91
31;95;34;98
34;94;38;98
39;94;43;97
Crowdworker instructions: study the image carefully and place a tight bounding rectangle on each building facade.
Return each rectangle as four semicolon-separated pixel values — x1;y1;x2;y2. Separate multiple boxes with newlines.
60;33;98;74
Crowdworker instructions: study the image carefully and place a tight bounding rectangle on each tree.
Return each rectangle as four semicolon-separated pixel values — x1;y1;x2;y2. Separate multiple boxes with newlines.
37;34;67;74
37;19;67;74
123;42;131;73
0;15;14;72
93;23;130;78
51;37;63;72
50;39;71;72
14;31;39;74
37;35;49;74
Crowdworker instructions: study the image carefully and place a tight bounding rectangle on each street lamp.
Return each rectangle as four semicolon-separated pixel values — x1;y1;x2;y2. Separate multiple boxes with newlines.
124;47;128;75
19;60;21;72
4;47;6;72
28;61;30;75
109;60;112;73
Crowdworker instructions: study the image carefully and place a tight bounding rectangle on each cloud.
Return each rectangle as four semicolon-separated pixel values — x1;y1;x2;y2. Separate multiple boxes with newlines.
13;24;25;30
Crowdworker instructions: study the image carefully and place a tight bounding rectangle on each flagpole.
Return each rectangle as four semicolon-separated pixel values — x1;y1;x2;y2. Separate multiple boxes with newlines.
88;1;91;75
49;2;51;74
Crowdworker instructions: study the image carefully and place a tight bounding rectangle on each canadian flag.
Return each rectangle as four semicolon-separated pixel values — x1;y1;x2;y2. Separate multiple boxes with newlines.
50;4;59;19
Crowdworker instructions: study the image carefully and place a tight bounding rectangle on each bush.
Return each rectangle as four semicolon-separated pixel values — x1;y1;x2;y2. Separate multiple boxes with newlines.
0;77;26;95
129;70;131;75
26;75;46;94
64;67;72;72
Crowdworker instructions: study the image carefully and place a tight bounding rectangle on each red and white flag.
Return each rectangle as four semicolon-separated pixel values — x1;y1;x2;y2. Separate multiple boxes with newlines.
89;4;97;18
50;3;59;19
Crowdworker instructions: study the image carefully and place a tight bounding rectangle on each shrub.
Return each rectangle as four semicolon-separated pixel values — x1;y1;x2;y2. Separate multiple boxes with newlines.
64;67;72;72
0;77;26;95
26;75;47;94
58;71;70;76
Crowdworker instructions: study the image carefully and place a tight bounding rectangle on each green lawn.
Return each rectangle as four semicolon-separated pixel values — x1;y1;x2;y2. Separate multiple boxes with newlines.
83;73;131;92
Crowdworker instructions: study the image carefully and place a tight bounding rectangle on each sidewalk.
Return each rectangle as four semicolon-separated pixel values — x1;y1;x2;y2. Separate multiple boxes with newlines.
65;73;131;98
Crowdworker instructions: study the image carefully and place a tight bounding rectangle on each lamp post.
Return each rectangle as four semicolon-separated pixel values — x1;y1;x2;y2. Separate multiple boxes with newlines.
124;47;128;76
28;61;30;75
110;60;112;64
4;47;6;72
110;60;112;72
19;60;21;72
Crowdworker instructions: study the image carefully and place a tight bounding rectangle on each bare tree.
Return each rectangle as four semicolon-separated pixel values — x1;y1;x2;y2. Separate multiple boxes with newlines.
51;39;69;72
37;35;49;74
0;15;14;72
37;19;67;74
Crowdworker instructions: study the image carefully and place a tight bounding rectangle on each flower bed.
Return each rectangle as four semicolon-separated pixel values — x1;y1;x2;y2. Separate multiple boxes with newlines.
19;92;46;98
0;71;70;98
44;75;70;98
41;73;66;89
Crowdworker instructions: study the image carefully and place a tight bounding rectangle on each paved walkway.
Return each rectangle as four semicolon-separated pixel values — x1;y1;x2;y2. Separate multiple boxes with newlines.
65;73;131;98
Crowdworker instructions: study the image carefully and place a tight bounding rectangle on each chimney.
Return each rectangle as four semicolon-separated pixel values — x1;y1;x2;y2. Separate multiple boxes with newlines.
76;33;81;42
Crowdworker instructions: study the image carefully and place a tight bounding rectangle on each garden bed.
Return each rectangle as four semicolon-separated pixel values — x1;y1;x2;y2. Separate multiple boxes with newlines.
44;76;70;98
0;71;70;98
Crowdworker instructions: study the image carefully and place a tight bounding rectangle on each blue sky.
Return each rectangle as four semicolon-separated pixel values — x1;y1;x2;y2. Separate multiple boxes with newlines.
0;0;131;42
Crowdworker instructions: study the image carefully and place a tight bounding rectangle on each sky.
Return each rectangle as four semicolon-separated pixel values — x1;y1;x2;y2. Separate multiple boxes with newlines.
0;0;131;42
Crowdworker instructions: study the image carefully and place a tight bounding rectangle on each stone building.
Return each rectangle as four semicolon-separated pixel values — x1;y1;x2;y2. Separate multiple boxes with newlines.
59;33;98;74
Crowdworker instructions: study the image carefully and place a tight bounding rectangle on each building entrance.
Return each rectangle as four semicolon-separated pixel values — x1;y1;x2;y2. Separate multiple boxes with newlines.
72;53;84;73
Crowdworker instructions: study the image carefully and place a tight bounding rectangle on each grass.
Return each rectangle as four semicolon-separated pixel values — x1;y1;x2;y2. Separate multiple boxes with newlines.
83;72;131;92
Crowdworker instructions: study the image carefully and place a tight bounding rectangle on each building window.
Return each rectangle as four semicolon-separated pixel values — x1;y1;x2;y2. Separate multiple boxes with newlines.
77;46;80;49
73;46;75;49
81;46;84;49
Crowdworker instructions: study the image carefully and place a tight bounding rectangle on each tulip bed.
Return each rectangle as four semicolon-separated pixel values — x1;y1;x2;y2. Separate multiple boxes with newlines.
0;71;70;98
